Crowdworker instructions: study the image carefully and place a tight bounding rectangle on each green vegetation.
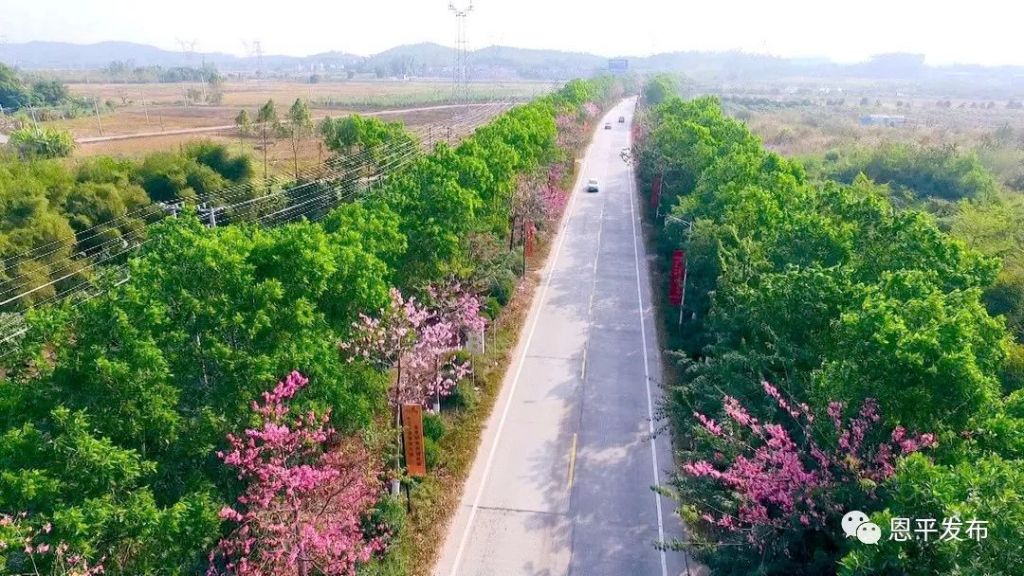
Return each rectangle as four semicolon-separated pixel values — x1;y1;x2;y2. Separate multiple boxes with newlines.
0;142;253;310
637;85;1024;575
805;143;1000;209
0;63;83;113
7;126;76;159
0;76;623;575
641;74;677;107
102;61;224;85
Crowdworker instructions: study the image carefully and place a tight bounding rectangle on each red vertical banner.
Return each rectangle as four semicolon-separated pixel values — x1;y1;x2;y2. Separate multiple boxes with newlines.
669;249;685;306
651;174;663;210
402;404;427;477
525;220;536;257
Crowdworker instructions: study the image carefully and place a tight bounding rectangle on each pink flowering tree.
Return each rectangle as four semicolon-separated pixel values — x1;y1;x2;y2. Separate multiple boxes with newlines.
341;286;484;409
581;101;600;121
540;166;568;220
207;371;384;576
0;513;105;576
555;113;584;151
340;285;484;484
677;381;935;568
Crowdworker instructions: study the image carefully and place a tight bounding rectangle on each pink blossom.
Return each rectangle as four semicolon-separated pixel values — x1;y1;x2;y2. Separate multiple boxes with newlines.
341;285;485;408
683;384;935;545
723;395;758;431
694;412;723;437
208;372;385;576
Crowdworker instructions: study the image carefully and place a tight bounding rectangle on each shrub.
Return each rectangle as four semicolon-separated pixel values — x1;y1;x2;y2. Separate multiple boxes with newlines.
8;126;75;159
677;382;934;576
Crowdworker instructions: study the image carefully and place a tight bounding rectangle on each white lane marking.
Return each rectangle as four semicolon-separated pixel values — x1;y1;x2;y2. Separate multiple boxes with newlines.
446;109;603;576
580;182;608;382
625;103;670;576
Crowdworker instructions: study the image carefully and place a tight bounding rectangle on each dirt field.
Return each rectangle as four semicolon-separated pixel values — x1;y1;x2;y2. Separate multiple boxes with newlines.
74;103;510;177
36;79;535;173
48;79;548;139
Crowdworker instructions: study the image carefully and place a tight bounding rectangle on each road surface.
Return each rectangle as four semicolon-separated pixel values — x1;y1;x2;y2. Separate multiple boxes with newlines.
434;99;695;575
75;101;508;144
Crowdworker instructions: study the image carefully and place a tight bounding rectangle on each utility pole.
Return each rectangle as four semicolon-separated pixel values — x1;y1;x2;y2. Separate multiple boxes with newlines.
199;47;208;103
139;91;151;127
177;38;196;107
92;97;104;136
448;1;473;104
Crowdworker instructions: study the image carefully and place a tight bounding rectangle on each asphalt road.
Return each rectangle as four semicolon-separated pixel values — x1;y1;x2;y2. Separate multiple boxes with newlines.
434;99;696;576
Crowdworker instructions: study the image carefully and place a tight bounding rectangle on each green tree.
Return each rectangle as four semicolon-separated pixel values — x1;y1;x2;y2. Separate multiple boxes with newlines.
234;108;252;150
256;99;281;182
0;63;29;111
286;98;313;180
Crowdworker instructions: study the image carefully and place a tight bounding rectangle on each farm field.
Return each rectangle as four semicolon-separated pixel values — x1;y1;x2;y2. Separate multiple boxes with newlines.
73;103;509;176
34;79;539;170
44;79;550;138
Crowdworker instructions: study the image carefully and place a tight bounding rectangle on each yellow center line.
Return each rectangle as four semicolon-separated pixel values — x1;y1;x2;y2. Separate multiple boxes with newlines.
567;433;578;489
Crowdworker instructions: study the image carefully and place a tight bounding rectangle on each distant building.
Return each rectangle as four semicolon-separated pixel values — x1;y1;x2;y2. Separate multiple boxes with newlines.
608;58;629;73
859;114;907;127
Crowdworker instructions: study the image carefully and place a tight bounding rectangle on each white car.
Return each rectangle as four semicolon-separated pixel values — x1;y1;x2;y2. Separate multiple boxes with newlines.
586;178;600;192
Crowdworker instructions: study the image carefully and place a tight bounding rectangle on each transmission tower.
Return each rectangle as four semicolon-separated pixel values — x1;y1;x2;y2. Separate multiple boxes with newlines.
449;2;473;104
253;40;264;78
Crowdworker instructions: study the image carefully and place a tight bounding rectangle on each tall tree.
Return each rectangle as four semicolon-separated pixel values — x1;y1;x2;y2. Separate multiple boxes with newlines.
286;99;313;180
256;99;280;182
234;109;252;151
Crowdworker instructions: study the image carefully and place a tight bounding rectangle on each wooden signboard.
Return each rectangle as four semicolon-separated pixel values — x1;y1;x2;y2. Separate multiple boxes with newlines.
402;404;427;477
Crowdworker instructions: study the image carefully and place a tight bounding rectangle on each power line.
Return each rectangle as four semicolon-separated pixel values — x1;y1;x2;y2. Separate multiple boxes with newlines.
0;100;508;270
0;101;512;340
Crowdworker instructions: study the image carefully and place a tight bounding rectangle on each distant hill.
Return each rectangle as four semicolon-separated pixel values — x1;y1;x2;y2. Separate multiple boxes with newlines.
0;41;362;73
0;40;612;80
3;41;1024;86
1;41;204;69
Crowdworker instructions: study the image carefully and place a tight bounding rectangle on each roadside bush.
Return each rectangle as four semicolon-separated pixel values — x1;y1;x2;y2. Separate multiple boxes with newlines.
489;269;517;306
7;126;75;159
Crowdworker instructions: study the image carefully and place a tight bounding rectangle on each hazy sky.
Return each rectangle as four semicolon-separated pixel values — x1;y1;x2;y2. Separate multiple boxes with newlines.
2;0;1023;65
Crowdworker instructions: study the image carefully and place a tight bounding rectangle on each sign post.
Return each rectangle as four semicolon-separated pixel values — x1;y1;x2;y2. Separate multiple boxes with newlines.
669;249;687;327
651;174;663;211
401;404;427;477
